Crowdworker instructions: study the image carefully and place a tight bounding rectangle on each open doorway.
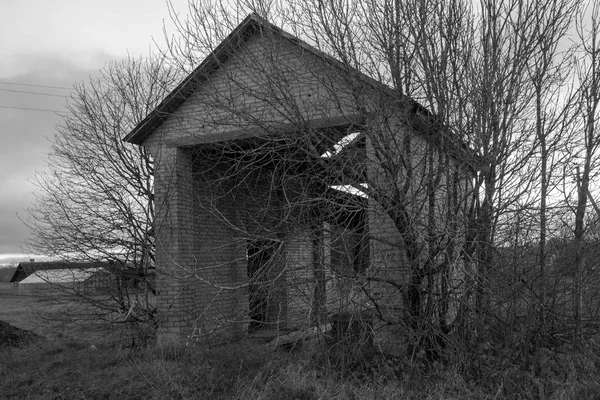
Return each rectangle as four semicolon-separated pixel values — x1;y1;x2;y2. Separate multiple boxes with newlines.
247;239;281;331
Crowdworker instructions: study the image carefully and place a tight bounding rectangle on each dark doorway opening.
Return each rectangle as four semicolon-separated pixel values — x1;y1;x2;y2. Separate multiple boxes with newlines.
247;240;279;332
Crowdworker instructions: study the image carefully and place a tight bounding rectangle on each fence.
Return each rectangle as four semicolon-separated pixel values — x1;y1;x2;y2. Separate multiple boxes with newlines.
16;282;84;296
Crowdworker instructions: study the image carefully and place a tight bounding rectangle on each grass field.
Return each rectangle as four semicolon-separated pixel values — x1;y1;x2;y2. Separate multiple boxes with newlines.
0;283;16;295
1;289;600;399
0;284;105;341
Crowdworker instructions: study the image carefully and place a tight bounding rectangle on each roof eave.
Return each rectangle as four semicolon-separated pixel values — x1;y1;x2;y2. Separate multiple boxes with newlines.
123;13;475;164
124;13;266;146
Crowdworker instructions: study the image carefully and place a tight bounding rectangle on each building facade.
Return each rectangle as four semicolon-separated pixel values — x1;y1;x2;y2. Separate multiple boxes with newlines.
125;14;475;350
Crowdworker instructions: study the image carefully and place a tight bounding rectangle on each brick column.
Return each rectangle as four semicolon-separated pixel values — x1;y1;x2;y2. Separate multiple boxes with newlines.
366;124;410;356
152;146;196;345
153;145;248;345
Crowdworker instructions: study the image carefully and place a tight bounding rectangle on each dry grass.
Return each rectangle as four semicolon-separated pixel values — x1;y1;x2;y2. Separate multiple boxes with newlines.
4;338;597;400
0;285;139;343
0;292;61;336
0;283;16;296
0;289;94;341
1;293;600;399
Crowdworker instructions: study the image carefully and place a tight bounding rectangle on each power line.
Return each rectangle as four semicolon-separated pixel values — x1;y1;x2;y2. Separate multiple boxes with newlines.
0;88;68;98
0;104;62;113
0;80;72;91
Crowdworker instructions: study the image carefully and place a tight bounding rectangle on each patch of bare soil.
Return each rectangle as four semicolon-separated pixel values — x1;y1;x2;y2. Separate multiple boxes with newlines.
0;319;41;347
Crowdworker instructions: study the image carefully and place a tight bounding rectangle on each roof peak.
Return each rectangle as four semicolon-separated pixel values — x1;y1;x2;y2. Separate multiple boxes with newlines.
124;12;327;145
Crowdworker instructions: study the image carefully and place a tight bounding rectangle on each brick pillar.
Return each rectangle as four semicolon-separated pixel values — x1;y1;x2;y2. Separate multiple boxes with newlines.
285;227;314;327
311;221;326;324
153;145;248;345
153;145;195;345
365;126;410;356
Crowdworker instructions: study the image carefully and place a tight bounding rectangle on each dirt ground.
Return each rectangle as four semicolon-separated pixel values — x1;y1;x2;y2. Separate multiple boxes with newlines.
0;319;40;347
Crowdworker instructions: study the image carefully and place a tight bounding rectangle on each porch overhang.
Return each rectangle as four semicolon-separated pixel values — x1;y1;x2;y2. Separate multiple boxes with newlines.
163;114;366;148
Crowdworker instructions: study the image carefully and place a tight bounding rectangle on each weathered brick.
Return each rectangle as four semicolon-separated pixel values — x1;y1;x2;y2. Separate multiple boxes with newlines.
131;17;472;349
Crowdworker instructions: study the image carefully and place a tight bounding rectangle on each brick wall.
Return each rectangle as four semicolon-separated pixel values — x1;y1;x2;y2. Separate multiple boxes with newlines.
141;29;367;345
141;26;472;347
364;111;472;355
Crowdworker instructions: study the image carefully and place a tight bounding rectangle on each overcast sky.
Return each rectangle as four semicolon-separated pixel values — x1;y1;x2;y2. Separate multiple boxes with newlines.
0;0;188;260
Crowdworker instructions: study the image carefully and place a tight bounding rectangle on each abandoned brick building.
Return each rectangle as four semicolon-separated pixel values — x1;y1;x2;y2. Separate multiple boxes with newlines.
125;14;475;350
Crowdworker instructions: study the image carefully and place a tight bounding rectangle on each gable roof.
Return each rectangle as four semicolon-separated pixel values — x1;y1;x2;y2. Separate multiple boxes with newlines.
124;14;433;145
124;13;265;145
19;268;105;284
124;13;478;167
9;261;111;283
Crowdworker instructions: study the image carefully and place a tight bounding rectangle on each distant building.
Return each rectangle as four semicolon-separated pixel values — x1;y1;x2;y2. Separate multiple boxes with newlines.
10;261;113;296
9;261;108;283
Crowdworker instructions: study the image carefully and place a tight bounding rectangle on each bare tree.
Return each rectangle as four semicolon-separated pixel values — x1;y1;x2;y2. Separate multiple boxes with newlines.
145;0;600;362
571;0;600;343
525;0;579;331
24;54;179;342
145;0;481;358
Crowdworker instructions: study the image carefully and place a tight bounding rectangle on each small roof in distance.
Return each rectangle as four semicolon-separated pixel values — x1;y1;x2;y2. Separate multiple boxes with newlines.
19;268;106;284
9;261;112;283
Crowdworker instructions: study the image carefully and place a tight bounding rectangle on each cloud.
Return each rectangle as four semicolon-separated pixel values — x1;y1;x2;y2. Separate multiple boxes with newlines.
0;51;116;79
0;51;121;256
0;253;51;264
0;0;174;62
